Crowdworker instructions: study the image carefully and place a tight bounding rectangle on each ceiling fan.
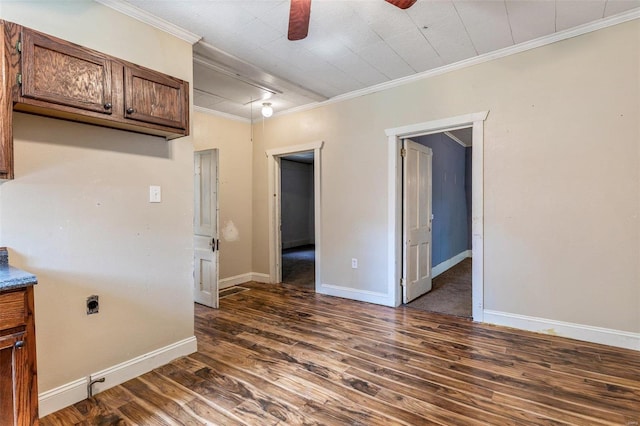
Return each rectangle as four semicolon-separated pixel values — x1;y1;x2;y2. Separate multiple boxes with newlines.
288;0;417;41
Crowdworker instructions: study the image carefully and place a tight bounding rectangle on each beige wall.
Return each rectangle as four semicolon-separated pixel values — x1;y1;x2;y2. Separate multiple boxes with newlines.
0;1;194;393
193;111;252;279
252;20;639;333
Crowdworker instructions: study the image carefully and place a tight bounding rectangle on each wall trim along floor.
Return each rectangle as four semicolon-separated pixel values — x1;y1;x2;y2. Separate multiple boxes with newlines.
38;336;197;417
432;250;472;279
484;310;640;351
318;283;392;306
219;272;270;289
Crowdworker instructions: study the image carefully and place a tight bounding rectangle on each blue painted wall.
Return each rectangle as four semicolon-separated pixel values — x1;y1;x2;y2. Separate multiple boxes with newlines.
281;159;315;249
413;133;472;266
465;147;472;250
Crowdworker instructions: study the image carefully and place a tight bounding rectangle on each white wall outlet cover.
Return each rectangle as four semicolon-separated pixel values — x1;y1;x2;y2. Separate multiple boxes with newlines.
351;258;358;269
149;185;162;203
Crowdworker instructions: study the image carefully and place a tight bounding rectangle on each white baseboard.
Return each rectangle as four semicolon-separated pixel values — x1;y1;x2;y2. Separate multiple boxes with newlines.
251;273;271;283
432;250;471;278
319;283;394;307
38;378;87;418
219;272;273;289
90;336;197;395
38;336;197;417
484;310;640;351
219;273;253;289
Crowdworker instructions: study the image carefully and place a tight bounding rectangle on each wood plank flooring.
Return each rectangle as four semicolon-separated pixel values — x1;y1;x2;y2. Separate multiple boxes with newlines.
41;282;640;425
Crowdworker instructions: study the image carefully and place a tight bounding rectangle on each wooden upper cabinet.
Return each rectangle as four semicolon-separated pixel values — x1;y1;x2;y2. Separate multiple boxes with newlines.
0;20;190;180
7;22;189;142
0;21;15;180
124;65;188;130
21;28;113;115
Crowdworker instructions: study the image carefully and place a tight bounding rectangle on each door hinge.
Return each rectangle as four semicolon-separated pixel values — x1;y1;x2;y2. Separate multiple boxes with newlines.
15;40;21;53
16;73;22;85
400;148;407;158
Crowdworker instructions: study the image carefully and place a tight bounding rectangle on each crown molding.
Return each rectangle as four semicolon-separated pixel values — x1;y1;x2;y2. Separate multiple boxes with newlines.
95;0;202;44
279;9;640;118
444;131;471;148
194;106;251;123
98;0;637;121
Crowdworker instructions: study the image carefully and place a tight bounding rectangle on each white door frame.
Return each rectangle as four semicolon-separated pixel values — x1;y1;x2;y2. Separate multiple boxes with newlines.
266;141;323;289
386;111;488;321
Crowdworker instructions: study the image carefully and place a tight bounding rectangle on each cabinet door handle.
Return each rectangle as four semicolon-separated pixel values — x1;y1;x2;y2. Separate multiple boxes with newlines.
126;107;135;114
103;102;112;110
15;340;24;349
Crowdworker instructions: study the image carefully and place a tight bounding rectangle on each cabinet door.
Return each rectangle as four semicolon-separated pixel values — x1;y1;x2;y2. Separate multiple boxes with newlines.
21;28;113;114
124;65;188;130
0;21;15;180
0;331;26;426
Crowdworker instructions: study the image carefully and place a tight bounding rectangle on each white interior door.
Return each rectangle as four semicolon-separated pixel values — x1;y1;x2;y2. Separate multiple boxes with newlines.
403;139;433;304
194;149;219;308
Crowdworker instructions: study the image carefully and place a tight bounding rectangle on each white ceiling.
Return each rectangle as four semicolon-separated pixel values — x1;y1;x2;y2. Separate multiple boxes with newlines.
118;0;640;120
283;151;315;164
447;127;472;146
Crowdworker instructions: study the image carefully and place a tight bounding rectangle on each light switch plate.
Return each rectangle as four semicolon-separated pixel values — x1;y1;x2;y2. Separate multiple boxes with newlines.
149;185;161;203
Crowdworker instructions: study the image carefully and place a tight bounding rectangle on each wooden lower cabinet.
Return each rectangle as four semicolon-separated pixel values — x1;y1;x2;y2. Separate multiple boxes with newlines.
0;287;38;426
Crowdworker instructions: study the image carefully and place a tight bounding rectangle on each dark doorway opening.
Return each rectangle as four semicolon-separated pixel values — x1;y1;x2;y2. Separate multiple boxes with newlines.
280;153;315;289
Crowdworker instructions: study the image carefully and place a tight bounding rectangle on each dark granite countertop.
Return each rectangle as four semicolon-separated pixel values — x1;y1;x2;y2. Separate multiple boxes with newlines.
0;248;37;292
0;265;37;291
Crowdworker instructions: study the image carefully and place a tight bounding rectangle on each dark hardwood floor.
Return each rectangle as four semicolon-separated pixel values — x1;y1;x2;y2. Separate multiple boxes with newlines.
281;244;315;289
42;282;640;425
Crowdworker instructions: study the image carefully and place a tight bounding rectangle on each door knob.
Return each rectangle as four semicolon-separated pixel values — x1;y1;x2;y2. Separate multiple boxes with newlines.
126;107;135;114
103;102;112;110
15;340;24;349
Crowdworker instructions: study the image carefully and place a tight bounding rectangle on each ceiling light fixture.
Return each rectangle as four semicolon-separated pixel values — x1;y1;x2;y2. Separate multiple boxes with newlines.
261;102;273;118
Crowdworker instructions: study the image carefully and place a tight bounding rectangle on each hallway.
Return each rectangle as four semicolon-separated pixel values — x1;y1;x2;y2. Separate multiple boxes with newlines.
406;258;472;318
281;244;315;289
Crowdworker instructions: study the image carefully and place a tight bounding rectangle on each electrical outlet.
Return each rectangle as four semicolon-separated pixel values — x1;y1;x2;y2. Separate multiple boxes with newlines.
351;258;358;269
87;295;99;315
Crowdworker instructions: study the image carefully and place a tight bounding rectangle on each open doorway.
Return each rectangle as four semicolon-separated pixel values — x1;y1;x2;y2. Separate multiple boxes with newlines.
386;112;487;321
266;141;323;291
280;153;315;289
403;130;473;318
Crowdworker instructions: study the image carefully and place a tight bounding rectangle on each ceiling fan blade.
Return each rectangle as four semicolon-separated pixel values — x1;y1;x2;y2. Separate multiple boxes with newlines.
288;0;312;41
385;0;417;9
